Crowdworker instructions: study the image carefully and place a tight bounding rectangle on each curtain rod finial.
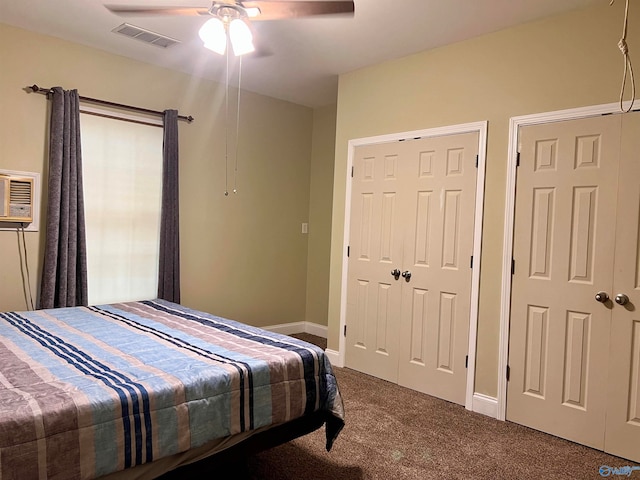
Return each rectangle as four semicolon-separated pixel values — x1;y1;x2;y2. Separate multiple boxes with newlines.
25;85;50;95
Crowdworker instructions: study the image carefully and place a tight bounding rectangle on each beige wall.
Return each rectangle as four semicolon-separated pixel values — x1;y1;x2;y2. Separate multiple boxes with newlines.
305;104;337;327
0;23;315;328
328;2;639;397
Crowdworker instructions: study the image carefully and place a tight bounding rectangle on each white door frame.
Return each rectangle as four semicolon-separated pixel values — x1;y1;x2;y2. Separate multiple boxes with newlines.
497;99;639;421
335;121;487;411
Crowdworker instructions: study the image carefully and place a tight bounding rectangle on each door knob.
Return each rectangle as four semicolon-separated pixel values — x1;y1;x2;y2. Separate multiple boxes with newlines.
615;293;630;306
391;269;401;280
595;291;609;303
401;270;412;281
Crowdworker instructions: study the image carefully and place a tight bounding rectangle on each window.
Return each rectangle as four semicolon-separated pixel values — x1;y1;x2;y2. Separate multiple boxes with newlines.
81;114;163;305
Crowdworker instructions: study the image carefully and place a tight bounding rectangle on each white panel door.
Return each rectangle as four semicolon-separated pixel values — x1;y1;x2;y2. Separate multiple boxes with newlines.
346;131;478;405
345;141;407;382
508;114;620;448
508;111;640;462
605;112;640;462
398;133;478;405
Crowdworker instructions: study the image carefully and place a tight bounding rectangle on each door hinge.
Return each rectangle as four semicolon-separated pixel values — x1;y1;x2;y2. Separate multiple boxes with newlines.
347;246;350;257
465;355;469;369
475;154;479;168
511;258;515;275
470;255;474;268
351;166;354;178
344;325;347;336
516;151;521;167
506;365;511;381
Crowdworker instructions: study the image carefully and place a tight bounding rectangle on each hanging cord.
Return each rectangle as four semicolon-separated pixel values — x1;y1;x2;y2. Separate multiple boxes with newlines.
17;224;35;311
233;55;243;194
224;45;230;196
610;0;636;112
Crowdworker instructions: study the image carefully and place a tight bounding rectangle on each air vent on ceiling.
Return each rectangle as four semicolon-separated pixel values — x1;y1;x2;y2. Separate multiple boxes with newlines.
112;23;180;48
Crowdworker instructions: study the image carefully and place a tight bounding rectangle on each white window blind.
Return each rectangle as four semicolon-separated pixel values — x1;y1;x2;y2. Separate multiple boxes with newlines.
81;114;163;305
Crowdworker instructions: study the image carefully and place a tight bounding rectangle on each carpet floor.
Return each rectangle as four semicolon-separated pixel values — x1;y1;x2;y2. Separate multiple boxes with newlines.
167;333;640;479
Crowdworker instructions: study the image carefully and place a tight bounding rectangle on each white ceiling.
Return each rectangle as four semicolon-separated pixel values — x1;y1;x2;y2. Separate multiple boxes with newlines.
0;0;599;108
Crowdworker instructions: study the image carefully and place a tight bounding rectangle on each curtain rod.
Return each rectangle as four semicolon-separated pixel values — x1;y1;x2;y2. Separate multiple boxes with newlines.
27;85;194;123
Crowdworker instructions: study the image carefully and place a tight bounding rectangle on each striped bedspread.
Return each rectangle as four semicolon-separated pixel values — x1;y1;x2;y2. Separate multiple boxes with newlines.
0;300;344;479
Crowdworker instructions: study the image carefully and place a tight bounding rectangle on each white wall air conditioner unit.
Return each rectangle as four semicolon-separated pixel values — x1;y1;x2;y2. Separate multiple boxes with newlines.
0;174;34;223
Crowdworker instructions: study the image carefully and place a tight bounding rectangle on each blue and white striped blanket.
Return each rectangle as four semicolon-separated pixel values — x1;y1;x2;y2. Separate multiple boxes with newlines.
0;300;344;479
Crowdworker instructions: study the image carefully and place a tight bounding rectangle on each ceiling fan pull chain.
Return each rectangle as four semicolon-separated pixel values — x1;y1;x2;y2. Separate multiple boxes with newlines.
234;55;243;194
224;44;230;196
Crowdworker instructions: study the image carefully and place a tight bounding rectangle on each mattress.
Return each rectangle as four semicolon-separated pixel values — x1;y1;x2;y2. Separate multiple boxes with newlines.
0;300;344;479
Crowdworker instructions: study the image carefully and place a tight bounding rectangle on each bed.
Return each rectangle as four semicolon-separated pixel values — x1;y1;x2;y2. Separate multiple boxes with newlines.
0;299;344;479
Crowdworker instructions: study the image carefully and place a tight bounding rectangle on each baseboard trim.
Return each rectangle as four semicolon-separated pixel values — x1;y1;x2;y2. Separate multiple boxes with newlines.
304;322;328;338
263;322;306;335
324;349;343;368
472;393;498;418
263;321;328;338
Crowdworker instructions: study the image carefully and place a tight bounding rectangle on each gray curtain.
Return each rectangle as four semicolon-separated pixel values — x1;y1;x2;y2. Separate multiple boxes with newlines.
40;87;88;309
157;109;181;303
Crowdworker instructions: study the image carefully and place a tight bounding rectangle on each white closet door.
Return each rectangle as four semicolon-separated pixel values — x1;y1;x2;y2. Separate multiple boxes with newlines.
507;114;620;449
398;132;478;405
345;141;408;382
346;131;478;406
605;111;640;462
508;113;640;463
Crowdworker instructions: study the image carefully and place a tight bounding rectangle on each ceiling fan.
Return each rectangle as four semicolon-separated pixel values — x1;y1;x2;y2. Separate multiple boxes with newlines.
105;1;355;55
105;1;355;21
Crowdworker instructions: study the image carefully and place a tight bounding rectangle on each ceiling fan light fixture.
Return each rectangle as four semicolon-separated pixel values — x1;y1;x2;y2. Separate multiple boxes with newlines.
229;18;255;56
199;17;226;54
245;6;261;18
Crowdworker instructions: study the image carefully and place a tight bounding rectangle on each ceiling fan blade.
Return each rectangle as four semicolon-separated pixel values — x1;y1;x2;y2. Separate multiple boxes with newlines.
104;5;211;16
242;1;354;20
250;43;273;58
